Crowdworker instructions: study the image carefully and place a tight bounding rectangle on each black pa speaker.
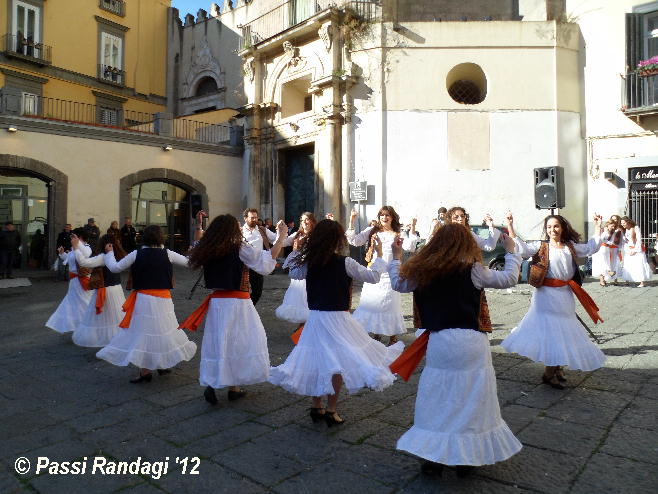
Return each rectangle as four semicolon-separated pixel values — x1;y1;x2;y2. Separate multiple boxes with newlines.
534;166;565;209
191;194;203;217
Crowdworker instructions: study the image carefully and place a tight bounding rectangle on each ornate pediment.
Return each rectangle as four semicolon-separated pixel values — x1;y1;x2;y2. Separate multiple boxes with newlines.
183;39;224;97
283;41;307;73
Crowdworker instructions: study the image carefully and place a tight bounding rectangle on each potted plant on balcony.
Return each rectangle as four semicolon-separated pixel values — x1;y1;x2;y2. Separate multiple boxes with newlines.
637;56;658;77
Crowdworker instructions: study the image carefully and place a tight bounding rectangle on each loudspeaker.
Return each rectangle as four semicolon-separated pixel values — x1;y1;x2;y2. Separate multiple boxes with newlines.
191;194;203;217
534;166;565;209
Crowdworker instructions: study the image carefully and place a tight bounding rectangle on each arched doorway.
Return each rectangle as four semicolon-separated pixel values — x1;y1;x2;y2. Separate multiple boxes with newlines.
131;181;190;253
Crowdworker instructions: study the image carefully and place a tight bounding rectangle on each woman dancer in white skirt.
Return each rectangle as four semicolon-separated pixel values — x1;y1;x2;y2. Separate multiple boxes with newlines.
347;206;418;345
275;212;317;328
502;213;605;388
46;229;93;334
270;219;403;426
181;215;287;404
389;224;522;477
592;220;623;286
99;225;197;383
619;217;651;287
71;233;126;347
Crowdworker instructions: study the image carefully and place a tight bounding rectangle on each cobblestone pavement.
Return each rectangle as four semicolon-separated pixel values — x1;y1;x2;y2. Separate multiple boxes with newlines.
0;268;656;493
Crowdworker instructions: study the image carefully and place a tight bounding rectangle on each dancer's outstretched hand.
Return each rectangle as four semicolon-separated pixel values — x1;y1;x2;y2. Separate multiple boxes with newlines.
505;211;514;226
372;234;383;259
391;235;403;260
484;213;494;228
501;233;516;254
104;243;114;253
276;219;287;236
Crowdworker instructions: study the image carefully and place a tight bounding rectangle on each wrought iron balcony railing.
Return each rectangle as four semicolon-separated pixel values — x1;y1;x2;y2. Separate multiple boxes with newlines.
98;64;125;86
1;33;52;65
99;0;126;17
238;1;380;51
622;71;658;114
0;93;234;145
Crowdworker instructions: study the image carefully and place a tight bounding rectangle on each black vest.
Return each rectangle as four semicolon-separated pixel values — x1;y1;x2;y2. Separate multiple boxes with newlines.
414;268;481;332
306;255;351;311
131;248;173;290
103;266;122;287
203;249;246;291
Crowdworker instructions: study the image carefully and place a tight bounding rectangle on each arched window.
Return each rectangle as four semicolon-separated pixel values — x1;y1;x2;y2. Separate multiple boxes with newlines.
195;77;218;97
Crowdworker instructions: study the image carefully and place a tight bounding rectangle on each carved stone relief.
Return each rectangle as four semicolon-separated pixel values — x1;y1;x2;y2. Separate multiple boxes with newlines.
318;24;332;52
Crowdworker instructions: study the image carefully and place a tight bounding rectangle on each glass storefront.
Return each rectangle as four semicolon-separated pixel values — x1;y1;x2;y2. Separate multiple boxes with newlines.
0;170;49;269
131;181;190;253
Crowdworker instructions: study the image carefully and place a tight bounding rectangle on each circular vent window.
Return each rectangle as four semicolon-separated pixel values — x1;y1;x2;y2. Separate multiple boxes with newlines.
446;63;487;105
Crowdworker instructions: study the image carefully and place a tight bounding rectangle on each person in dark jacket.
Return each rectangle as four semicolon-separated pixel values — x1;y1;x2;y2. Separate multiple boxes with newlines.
120;217;137;252
0;221;21;279
83;218;100;251
55;224;73;280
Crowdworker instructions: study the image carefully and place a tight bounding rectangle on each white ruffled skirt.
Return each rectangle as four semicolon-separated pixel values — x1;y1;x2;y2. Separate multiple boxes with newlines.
269;310;404;396
96;292;196;369
353;272;406;336
73;284;125;347
501;285;606;370
46;276;93;334
397;329;522;466
591;246;621;281
619;249;652;282
200;297;270;388
275;279;309;323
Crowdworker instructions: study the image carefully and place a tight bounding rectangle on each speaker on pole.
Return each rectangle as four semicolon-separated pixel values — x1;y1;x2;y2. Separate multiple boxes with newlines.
191;194;203;217
534;166;565;209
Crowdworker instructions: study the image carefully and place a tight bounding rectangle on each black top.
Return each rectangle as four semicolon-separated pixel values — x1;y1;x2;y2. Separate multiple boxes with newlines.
120;224;137;252
103;266;122;287
306;255;352;311
130;248;173;290
203;249;247;291
56;231;72;251
414;267;481;332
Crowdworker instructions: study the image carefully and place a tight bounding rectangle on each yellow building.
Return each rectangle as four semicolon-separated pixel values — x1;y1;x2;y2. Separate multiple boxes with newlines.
0;1;243;267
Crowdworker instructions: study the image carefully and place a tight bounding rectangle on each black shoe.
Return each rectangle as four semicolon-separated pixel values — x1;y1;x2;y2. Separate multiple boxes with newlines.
555;367;567;383
420;460;444;477
541;373;565;390
308;407;325;423
204;386;218;405
129;373;152;384
455;465;475;478
227;388;247;401
324;411;345;427
157;368;172;375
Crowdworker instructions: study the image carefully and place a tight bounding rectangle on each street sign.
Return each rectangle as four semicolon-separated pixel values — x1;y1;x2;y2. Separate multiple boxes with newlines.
349;181;367;202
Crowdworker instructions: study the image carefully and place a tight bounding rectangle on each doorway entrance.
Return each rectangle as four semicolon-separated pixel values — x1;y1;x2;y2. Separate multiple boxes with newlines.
0;171;49;269
131;181;190;253
282;144;315;225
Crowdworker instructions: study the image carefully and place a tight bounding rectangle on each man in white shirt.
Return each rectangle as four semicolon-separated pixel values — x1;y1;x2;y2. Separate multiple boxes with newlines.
242;208;277;304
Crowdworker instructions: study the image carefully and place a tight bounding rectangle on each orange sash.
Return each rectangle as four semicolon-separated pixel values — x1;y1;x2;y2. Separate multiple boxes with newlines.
95;287;107;314
69;272;90;291
119;289;171;329
178;290;250;331
542;277;603;324
389;330;430;381
291;324;305;344
602;243;620;264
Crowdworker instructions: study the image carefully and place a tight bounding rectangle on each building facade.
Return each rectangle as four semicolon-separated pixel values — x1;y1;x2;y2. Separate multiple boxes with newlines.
0;0;243;267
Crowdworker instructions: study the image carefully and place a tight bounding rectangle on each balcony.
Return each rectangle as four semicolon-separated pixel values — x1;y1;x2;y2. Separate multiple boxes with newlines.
99;0;126;17
0;93;235;147
238;0;380;52
98;64;125;86
1;33;52;66
622;72;658;119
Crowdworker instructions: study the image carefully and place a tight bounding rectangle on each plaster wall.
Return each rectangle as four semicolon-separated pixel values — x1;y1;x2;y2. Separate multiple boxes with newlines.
0;130;243;226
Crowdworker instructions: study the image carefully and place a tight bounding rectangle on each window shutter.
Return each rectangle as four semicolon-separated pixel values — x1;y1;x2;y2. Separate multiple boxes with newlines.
626;13;643;72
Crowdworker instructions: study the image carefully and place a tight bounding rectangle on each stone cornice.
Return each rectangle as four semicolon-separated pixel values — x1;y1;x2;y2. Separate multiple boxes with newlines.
94;15;130;32
0;115;243;157
92;90;128;103
0;67;49;84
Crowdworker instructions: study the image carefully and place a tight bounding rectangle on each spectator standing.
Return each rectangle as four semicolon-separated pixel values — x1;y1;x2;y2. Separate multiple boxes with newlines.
242;208;277;305
120;217;137;252
0;221;21;279
30;229;46;268
107;220;121;239
56;224;73;280
83;218;100;251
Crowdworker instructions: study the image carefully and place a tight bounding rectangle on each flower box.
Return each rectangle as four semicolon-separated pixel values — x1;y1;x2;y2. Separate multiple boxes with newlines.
636;56;658;77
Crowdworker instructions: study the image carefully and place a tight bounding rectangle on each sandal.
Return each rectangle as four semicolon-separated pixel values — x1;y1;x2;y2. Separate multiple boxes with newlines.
324;411;345;427
541;372;565;390
308;407;325;423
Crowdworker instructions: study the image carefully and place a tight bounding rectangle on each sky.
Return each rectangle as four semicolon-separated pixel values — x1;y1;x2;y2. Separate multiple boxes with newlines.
171;1;212;17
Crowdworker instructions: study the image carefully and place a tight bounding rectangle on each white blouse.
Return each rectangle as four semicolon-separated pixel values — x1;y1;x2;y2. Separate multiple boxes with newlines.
346;227;419;262
624;226;644;252
514;237;601;281
388;253;521;293
63;244;91;274
104;246;189;273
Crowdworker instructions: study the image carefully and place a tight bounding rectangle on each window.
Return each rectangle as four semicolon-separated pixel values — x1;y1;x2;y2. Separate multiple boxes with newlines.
93;90;126;126
99;106;119;126
281;75;312;119
446;63;487;105
195;77;218;97
626;4;658;110
12;0;41;52
99;0;126;17
95;16;128;86
21;92;38;116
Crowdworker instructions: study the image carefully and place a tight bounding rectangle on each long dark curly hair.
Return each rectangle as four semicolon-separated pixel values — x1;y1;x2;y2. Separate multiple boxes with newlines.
188;214;244;269
542;215;581;243
293;219;348;269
